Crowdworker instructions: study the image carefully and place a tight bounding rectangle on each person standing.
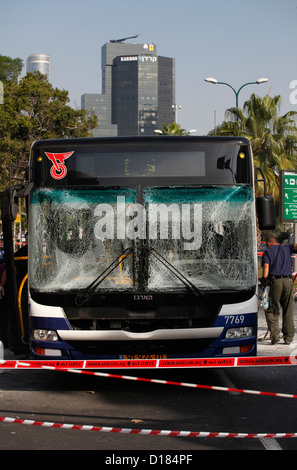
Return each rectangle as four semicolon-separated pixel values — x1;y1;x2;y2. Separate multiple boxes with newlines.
0;258;8;346
262;234;297;345
0;260;6;298
14;233;29;343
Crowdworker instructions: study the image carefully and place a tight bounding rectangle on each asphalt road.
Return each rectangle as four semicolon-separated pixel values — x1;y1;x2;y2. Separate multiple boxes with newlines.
1;357;297;451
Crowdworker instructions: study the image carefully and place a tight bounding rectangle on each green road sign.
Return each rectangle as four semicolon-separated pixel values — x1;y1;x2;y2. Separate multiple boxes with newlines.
280;169;297;223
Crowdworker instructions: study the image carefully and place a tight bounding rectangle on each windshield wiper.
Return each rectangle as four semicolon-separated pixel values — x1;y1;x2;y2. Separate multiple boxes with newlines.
75;247;133;306
75;245;204;306
147;247;204;298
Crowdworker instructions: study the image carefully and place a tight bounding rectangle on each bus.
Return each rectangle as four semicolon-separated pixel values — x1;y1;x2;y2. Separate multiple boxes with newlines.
25;135;274;359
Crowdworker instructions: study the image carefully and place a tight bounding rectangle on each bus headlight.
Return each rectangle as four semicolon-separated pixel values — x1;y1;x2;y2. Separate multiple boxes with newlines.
225;326;254;339
33;329;59;341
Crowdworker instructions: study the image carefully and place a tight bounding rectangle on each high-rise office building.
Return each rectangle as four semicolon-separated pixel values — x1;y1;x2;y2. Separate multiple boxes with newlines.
26;54;50;80
81;40;175;136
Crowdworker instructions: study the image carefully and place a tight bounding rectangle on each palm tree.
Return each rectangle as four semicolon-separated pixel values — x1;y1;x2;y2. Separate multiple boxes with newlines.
157;122;187;135
211;94;297;200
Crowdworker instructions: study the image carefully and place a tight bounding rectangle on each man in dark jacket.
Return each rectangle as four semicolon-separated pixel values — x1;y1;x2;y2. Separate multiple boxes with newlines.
262;234;297;345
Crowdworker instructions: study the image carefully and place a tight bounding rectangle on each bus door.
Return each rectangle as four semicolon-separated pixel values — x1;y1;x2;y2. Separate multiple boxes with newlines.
0;181;32;353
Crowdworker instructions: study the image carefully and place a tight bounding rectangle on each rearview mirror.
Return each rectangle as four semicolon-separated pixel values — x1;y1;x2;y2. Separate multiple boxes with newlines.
256;195;276;230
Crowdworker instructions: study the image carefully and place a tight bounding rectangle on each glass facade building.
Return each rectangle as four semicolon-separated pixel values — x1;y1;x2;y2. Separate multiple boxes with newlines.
82;41;175;136
26;54;50;80
81;93;117;137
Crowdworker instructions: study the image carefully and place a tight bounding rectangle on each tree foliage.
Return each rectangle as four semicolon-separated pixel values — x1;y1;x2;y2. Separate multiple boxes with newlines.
0;56;23;83
210;94;297;200
158;122;187;135
0;70;98;189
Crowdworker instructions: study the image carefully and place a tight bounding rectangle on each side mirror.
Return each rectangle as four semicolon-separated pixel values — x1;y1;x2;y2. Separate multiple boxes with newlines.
256;195;276;230
15;181;34;198
254;166;276;230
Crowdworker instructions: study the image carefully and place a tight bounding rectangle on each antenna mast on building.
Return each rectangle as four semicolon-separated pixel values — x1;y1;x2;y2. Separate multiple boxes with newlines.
110;34;139;43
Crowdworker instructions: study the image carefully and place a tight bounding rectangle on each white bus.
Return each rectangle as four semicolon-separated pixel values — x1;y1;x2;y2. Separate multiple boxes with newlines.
25;135;274;359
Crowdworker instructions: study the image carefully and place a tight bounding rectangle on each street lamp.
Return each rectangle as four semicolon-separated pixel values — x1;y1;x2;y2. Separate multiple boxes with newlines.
154;129;197;135
172;104;182;122
204;77;269;107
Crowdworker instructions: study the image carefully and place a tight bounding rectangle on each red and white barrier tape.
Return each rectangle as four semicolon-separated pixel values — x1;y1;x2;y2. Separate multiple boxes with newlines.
1;354;297;370
2;361;297;400
0;415;296;439
59;368;297;400
2;361;297;438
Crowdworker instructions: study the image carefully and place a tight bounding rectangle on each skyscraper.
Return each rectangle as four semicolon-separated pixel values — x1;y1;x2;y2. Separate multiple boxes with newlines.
26;54;50;80
81;40;175;136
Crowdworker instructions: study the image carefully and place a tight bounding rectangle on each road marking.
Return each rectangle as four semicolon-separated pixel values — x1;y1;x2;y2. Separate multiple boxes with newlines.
260;437;282;450
217;370;283;450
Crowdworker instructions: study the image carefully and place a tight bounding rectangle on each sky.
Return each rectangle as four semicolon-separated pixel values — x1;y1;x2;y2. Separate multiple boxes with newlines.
1;0;297;135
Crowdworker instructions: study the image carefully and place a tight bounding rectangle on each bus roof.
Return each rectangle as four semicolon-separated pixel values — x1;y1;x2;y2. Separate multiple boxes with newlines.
31;135;251;149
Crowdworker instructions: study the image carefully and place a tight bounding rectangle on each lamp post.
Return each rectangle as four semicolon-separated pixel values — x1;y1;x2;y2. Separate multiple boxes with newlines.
204;77;269;108
172;104;181;122
154;128;197;135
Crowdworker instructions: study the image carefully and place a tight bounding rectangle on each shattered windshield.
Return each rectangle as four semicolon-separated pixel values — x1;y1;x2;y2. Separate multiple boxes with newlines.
29;188;137;293
29;185;257;294
144;186;257;291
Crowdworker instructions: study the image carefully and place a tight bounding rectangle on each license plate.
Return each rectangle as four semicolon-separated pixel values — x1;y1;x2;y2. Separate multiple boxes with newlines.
121;354;167;359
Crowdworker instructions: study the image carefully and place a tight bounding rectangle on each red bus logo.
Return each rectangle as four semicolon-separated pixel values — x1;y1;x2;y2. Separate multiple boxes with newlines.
44;151;74;179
